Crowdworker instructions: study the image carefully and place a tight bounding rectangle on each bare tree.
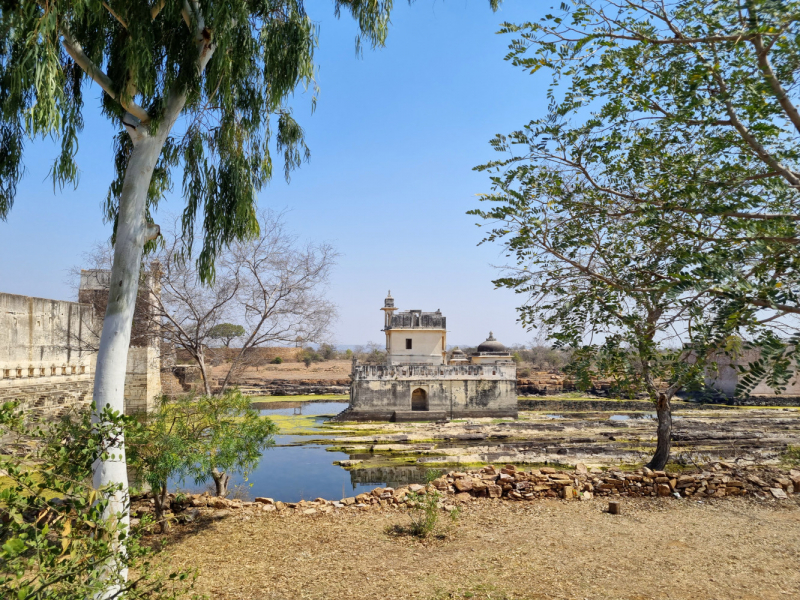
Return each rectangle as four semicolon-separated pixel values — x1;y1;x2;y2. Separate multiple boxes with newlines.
149;227;240;396
217;211;338;393
71;212;337;396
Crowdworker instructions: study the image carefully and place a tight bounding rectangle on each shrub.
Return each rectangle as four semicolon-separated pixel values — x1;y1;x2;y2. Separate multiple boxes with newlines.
302;349;323;368
126;391;277;532
389;470;459;539
405;488;442;538
518;368;531;378
0;401;197;598
784;445;800;465
271;356;283;364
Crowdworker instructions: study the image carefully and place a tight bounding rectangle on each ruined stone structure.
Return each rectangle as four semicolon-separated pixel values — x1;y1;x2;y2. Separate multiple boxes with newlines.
0;267;162;419
339;292;517;421
705;349;800;400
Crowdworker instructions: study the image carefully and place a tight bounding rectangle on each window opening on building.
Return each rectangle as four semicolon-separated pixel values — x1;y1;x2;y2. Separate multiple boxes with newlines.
405;339;412;350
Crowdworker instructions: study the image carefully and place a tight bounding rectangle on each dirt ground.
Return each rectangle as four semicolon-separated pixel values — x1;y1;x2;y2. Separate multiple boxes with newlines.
210;359;352;382
163;496;800;600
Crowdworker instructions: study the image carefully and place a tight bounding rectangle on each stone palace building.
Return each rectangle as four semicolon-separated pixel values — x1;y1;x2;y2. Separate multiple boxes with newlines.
338;292;517;422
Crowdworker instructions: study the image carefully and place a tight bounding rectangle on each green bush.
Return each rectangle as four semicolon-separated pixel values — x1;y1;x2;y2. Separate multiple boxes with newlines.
271;356;283;364
389;470;459;539
0;401;197;599
127;391;278;528
302;349;323;368
784;445;800;465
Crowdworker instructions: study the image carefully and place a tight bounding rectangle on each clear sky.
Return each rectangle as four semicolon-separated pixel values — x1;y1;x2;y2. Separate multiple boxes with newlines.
0;0;552;348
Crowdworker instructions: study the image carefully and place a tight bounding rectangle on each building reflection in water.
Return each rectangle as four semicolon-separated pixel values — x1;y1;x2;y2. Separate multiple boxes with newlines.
348;465;430;490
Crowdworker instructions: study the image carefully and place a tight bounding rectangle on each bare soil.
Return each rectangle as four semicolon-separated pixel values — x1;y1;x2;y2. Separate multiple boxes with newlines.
209;359;352;382
163;496;800;600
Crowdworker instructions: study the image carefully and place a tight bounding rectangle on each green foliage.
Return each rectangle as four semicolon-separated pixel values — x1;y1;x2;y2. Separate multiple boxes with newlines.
271;356;283;364
208;323;245;347
319;343;338;360
397;471;456;539
0;402;196;599
127;391;277;508
472;0;800;400
783;445;800;465
405;487;442;538
302;348;323;367
0;0;400;279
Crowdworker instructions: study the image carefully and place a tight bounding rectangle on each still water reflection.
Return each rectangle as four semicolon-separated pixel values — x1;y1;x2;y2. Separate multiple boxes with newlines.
173;400;430;502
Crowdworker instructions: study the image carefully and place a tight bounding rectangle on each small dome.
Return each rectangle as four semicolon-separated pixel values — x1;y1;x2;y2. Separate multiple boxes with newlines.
476;331;507;353
450;347;466;356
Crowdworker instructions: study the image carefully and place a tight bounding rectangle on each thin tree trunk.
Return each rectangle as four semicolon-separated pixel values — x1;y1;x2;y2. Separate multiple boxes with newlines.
152;483;171;534
212;468;230;497
646;392;672;471
197;351;212;395
91;131;166;592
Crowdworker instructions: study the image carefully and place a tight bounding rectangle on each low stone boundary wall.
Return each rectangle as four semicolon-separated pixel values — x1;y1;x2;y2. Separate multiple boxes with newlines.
136;464;800;525
517;399;738;412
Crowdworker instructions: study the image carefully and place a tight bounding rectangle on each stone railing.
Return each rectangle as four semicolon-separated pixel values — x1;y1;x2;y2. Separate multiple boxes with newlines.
352;363;516;380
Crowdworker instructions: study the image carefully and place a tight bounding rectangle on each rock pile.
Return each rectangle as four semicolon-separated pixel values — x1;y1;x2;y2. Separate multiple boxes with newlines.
130;464;800;526
424;463;800;501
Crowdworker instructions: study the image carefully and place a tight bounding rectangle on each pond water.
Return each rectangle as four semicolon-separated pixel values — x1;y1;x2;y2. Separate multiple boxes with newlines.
173;400;430;502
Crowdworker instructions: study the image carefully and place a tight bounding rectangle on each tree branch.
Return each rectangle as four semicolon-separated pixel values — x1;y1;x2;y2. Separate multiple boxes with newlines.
747;9;800;135
102;2;128;28
60;25;150;124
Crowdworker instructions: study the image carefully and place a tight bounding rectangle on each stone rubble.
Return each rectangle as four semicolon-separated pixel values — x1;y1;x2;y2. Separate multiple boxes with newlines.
131;464;800;525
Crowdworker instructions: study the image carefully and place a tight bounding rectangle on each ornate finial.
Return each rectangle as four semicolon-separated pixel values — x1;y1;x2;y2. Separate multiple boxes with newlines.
488;331;495;341
383;290;395;308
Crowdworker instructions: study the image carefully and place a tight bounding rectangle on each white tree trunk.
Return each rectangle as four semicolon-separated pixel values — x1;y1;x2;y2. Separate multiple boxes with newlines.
91;131;164;595
90;21;214;592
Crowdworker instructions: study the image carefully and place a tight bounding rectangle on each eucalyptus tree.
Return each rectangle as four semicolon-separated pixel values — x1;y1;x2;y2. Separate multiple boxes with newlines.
472;0;800;467
0;0;395;589
482;0;800;393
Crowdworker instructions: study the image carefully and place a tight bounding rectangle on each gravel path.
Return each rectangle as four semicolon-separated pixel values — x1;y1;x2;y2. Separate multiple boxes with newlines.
164;496;800;599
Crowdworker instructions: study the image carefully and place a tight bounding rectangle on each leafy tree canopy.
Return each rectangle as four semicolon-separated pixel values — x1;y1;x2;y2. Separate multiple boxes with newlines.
472;0;800;396
0;0;398;278
208;322;246;346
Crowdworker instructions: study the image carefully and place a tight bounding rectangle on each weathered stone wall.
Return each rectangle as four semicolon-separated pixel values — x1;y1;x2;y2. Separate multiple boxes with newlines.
124;347;161;414
0;292;97;419
705;350;800;397
346;363;518;420
0;376;93;421
1;266;162;418
0;292;96;375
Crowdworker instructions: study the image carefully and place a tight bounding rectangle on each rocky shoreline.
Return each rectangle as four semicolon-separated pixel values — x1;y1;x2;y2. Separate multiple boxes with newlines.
132;463;800;525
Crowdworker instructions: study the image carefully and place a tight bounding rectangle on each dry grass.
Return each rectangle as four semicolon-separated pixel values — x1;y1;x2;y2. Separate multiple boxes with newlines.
211;359;352;382
162;496;800;600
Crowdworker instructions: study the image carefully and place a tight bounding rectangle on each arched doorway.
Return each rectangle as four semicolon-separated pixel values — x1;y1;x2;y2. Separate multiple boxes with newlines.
411;388;428;411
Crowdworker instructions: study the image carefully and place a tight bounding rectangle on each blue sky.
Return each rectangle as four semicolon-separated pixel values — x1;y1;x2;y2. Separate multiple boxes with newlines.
0;0;552;347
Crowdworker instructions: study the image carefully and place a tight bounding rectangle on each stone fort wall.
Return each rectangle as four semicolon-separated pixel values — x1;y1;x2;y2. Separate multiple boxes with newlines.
0;270;162;419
